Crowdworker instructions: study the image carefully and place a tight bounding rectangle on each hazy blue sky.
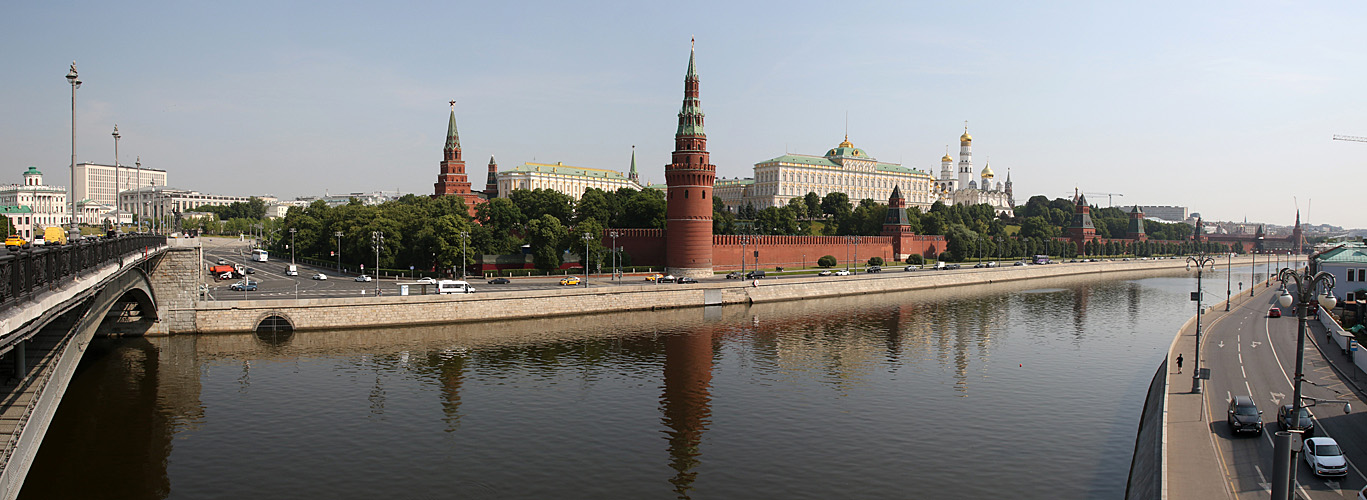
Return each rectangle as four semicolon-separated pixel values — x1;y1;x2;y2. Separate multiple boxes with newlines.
3;1;1365;228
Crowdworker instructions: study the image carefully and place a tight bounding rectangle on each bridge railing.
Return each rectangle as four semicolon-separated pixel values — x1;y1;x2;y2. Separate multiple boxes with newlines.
0;234;167;314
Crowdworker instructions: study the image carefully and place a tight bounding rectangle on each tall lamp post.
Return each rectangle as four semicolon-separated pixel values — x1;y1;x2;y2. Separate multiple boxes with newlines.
66;62;82;240
111;125;120;232
1251;250;1258;297
289;228;297;266
1270;267;1341;500
1186;253;1216;393
1230;251;1241;310
458;231;468;279
334;231;343;272
372;231;384;295
609;231;619;280
582;232;593;287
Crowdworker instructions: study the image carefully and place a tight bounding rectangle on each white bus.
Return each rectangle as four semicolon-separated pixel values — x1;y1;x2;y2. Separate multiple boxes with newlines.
251;249;269;262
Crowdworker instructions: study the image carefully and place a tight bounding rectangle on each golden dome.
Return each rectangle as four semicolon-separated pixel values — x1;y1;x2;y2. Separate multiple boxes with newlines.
838;135;854;149
941;154;954;163
981;163;995;179
960;131;972;143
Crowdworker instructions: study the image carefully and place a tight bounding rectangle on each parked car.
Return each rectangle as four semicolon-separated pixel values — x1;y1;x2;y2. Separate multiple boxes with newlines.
677;277;698;284
1226;395;1263;435
659;275;677;283
487;278;510;284
560;276;582;286
1303;437;1348;476
834;269;852;276
355;275;372;282
1268;307;1282;318
312;273;328;280
229;281;258;291
866;266;881;273
818;270;833;276
1277;404;1314;435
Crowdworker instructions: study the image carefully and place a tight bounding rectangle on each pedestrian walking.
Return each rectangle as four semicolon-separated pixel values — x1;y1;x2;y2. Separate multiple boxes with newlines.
1176;353;1183;373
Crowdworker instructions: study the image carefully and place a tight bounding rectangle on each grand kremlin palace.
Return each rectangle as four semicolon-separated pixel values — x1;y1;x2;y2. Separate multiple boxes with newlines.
717;137;937;212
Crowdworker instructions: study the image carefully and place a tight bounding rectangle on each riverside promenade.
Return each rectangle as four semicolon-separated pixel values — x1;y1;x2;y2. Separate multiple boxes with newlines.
185;257;1203;334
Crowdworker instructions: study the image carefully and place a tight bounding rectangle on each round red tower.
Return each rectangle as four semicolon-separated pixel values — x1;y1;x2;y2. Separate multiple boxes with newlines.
665;41;715;278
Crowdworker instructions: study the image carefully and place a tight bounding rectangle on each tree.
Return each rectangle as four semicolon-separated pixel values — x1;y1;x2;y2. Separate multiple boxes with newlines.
1019;216;1059;239
867;256;884;266
817;255;837;268
820;192;852;218
804;192;822;219
618;189;666;229
526;214;568;272
0;216;14;237
755;206;800;235
713;196;736;235
786;197;808;219
510;188;575;225
575;188;613;226
905;254;924;265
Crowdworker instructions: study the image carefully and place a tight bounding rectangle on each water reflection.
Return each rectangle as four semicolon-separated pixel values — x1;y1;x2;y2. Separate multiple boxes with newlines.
660;327;715;498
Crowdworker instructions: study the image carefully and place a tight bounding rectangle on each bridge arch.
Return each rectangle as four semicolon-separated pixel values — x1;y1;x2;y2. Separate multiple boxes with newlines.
83;267;160;337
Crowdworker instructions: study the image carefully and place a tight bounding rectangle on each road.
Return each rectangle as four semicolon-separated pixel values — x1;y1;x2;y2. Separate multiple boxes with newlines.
1201;280;1367;499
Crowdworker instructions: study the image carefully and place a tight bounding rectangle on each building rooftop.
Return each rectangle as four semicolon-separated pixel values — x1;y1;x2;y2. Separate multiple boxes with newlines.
0;205;34;214
506;162;631;180
1317;242;1367;264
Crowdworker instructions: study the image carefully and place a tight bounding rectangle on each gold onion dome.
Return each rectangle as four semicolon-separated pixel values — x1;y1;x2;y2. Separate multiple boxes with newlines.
981;163;995;178
838;136;854;149
960;131;972;143
941;154;954;163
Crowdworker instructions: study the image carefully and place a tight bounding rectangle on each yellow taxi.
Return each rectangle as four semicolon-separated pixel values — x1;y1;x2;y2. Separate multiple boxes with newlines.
5;235;26;250
645;273;663;282
559;276;582;286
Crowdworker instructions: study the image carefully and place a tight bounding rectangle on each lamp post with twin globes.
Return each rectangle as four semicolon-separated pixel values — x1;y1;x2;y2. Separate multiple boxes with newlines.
1269;267;1341;500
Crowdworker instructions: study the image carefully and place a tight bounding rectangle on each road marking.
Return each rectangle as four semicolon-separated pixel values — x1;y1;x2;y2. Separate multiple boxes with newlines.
1242;365;1246;378
1271;392;1284;405
1255;465;1270;491
1251;341;1262;349
1219;341;1226;348
1245;381;1254;399
1238;353;1242;364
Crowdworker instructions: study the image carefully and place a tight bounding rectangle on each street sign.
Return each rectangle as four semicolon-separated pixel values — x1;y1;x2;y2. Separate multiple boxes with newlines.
1198;368;1211;380
1190;292;1201;301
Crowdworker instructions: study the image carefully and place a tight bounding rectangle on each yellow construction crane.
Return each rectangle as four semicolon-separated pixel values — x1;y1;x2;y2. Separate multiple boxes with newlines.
1065;192;1125;207
1332;134;1367;143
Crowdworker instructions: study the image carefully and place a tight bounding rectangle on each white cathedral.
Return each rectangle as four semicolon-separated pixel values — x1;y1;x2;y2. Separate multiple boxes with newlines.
934;126;1014;217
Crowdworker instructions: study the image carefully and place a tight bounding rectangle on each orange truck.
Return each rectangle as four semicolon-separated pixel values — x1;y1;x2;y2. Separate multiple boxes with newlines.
209;265;236;279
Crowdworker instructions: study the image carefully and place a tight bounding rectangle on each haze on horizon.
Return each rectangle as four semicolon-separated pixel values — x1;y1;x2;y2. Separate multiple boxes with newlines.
2;1;1364;229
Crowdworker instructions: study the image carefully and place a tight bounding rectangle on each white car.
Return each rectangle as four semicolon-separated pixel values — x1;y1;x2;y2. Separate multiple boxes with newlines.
312;273;327;280
834;269;852;276
818;270;833;276
1303;437;1348;477
417;277;437;284
355;275;372;282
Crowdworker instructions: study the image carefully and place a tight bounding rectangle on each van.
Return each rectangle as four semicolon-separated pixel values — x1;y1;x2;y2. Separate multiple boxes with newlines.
436;280;476;294
933;261;947;270
745;270;766;279
286;264;298;276
43;226;67;245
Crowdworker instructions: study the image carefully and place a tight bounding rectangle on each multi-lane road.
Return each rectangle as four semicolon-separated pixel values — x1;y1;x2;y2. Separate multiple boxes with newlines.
1202;282;1367;498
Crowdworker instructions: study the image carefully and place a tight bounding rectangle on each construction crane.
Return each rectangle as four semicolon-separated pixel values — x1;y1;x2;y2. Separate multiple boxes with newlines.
1333;134;1367;143
1064;192;1125;207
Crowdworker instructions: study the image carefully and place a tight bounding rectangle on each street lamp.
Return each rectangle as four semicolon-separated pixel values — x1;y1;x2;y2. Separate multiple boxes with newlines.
1270;266;1340;500
1251;250;1257;297
458;231;468;279
335;231;343;272
582;232;593;287
66;62;81;240
1230;251;1241;310
289;227;297;266
609;231;619;280
135;157;142;232
372;231;384;294
112;124;120;232
1186;253;1216;393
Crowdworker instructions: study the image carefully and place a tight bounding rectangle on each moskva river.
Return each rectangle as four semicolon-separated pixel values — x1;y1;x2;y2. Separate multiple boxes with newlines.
21;265;1268;499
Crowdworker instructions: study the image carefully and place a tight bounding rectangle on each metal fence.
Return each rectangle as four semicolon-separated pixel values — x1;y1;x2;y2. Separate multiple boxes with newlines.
0;234;167;313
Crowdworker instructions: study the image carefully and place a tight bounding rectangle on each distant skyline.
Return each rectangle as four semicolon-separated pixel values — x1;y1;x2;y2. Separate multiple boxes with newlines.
2;1;1364;228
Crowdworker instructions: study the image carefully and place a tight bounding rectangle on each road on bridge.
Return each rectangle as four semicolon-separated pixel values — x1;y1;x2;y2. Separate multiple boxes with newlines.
1198;282;1367;499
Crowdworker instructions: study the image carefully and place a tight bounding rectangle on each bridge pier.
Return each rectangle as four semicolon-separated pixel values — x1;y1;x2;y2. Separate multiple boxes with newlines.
10;344;22;381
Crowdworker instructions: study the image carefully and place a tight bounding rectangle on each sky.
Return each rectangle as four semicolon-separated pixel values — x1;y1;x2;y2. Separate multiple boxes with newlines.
3;1;1365;229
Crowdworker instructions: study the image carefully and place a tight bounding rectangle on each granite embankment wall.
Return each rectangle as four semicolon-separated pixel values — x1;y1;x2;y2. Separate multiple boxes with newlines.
183;257;1235;334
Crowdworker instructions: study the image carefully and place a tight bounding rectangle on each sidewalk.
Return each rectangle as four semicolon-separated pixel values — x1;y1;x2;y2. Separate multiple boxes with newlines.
1165;280;1277;500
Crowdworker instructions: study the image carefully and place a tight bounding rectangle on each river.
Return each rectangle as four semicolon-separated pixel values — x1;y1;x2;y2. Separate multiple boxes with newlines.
20;264;1270;499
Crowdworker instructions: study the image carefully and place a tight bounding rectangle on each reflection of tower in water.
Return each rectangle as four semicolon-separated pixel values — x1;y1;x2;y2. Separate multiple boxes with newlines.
659;327;715;498
431;349;467;432
1071;283;1091;341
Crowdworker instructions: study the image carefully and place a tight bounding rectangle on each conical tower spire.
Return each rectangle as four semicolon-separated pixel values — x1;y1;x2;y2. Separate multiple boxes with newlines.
628;145;639;183
445;101;461;151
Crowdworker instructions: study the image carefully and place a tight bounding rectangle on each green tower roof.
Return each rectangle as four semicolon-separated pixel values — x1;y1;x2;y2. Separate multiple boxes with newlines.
445;109;460;150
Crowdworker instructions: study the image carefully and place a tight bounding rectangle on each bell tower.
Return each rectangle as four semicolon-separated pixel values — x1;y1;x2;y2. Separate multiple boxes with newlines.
664;40;715;278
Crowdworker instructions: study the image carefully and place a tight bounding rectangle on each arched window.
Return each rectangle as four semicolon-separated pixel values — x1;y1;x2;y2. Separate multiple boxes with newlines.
702;191;706;199
685;190;689;199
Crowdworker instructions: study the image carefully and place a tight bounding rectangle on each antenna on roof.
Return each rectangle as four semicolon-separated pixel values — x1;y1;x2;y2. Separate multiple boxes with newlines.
845;111;849;141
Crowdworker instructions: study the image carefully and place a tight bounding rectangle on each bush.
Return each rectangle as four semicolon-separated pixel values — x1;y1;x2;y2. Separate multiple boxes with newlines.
817;255;837;268
905;254;925;265
867;256;884;266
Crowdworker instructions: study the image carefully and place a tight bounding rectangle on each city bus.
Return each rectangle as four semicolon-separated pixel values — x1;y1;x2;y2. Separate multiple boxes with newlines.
1032;254;1051;265
251;249;269;262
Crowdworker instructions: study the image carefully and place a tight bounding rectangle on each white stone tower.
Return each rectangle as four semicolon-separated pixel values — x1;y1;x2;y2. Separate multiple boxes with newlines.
957;123;973;189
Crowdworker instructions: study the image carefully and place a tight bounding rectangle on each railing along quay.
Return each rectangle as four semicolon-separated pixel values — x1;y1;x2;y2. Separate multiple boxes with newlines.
0;234;167;314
